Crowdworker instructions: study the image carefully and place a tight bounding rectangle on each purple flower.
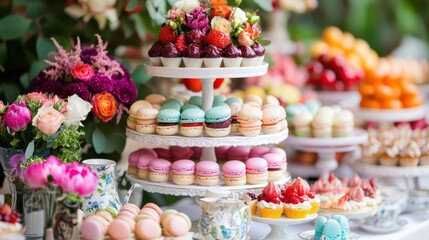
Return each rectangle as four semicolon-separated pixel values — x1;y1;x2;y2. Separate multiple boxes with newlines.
184;7;210;34
65;82;91;101
31;68;65;97
89;73;114;93
112;78;137;104
112;65;130;80
80;48;98;64
3;101;32;132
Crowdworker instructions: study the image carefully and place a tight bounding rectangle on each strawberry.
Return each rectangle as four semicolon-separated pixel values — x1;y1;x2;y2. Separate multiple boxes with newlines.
264;182;281;200
205;30;231;49
292;177;310;196
184;78;202;92
369;177;376;189
0;204;11;216
159;25;178;44
307;192;315;199
213;78;224;89
175;35;186;53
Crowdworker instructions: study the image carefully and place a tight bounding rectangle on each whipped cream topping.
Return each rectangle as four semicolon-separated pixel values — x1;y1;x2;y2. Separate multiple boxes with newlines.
283;201;311;209
400;141;421;158
256;200;283;209
0;222;22;232
309;198;320;204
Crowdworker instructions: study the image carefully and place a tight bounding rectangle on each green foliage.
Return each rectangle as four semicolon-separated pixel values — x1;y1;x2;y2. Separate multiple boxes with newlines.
51;126;85;163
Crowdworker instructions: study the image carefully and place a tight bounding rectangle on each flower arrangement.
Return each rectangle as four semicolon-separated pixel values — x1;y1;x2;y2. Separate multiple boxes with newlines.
0;93;91;164
30;35;138;156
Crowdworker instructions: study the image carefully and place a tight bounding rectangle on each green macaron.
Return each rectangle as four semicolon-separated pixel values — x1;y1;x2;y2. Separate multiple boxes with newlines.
161;102;181;111
213;95;227;105
164;98;183;107
181;104;200;112
180;108;205;123
205;106;231;123
157;109;180;123
188;96;202;107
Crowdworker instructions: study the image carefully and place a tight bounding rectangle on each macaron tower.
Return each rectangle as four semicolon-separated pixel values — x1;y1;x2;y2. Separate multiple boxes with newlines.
180;108;205;137
205;105;232;137
256;182;283;218
148;0;265;68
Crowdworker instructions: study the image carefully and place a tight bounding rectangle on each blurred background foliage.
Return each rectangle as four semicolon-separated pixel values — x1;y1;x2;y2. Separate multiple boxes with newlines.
0;0;428;101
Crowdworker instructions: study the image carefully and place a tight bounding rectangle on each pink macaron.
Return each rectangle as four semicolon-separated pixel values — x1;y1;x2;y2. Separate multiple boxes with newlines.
170;146;194;160
263;153;283;170
245;157;268;174
143;203;163;216
222;160;246;177
138;208;161;223
171;159;196;175
215;146;230;160
149;159;171;173
108;218;133;240
80;216;108;240
135;218;162;240
227;146;251;160
163;214;190;237
153;148;172;161
269;147;287;162
249;146;271;158
196;161;220;176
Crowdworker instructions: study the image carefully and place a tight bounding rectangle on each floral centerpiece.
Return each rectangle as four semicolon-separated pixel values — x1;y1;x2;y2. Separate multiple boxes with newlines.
30;34;138;157
23;155;98;238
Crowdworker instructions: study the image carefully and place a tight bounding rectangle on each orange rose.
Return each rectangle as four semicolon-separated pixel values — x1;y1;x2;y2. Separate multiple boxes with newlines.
91;92;117;122
210;0;227;7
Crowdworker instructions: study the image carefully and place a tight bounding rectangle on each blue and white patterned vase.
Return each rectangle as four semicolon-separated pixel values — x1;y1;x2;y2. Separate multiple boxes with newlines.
81;159;122;216
197;197;251;240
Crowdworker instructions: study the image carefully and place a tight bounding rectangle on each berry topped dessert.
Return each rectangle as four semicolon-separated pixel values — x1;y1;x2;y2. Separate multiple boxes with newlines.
148;0;267;68
256;182;283;218
281;178;312;219
0;204;24;240
160;42;182;67
242;192;258;216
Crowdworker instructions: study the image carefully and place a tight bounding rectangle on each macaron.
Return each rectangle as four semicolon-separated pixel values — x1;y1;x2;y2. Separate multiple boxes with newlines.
145;93;166;110
238;104;262;137
188;96;202;107
222;160;246;186
224;97;243;106
315;216;328;240
148;159;171;183
164;98;184;107
213;95;227;105
135;107;159;134
191;147;203;160
135;218;162;240
95;209;114;223
262;105;285;134
80;215;109;240
170;146;194;160
245;94;263;107
215;146;230;160
136;149;158;179
181;104;199;112
228;102;242;133
122;203;140;216
107;217;134;240
153;148;172;161
138;208;161;223
263;95;280;108
160;209;179;225
156;109;180;136
195;161;220;186
248;146;271;158
180;108;205;137
263;153;283;181
143;203;164;217
161;101;181;111
245;157;268;185
162;214;191;237
226;146;251;161
171;159;196;185
129;100;152;117
128;149;141;175
205;105;232;137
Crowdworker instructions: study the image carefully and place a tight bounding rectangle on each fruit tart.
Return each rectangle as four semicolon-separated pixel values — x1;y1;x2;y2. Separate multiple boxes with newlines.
282;178;312;219
256;182;283;218
0;204;25;240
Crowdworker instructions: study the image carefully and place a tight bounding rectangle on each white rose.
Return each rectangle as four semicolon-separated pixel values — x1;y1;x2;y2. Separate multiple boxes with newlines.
229;7;247;23
174;0;200;13
211;17;232;34
64;94;93;127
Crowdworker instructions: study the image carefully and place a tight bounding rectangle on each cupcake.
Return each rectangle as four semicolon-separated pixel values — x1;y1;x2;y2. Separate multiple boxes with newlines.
256;182;283;218
148;41;163;66
183;43;203;68
242;193;258;215
251;42;265;65
333;110;354;137
245;157;268;185
399;141;421;167
222;160;246;186
282;178;311;219
307;192;321;214
293;111;313;137
160;42;182;67
0;204;25;240
203;44;223;68
223;43;242;67
240;45;257;67
360;138;381;165
379;143;399;166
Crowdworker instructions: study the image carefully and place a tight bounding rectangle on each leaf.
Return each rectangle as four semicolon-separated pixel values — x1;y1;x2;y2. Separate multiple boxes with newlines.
252;0;273;12
146;0;167;25
0;43;5;72
26;1;47;18
125;0;140;12
25;140;35;159
130;14;146;39
20;73;30;89
254;37;271;46
131;65;151;84
30;60;48;79
92;127;107;154
36;36;56;60
167;0;177;6
0;15;31;40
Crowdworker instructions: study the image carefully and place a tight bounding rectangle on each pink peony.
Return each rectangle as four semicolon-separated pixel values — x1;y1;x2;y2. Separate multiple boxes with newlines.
24;162;49;189
3;101;32;132
61;162;98;197
71;63;94;81
45;155;66;186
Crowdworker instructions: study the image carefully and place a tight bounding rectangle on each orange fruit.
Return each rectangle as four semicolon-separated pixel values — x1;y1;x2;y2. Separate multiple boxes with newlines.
400;82;419;96
323;26;344;47
310;40;329;58
346;52;362;69
341;32;355;51
374;85;395;99
360;98;380;109
358;83;375;97
380;99;402;109
353;39;370;54
402;95;423;108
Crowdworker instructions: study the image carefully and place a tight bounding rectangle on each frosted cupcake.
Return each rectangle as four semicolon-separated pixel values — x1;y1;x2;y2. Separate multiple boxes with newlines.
361;138;381;165
251;42;265;65
148;41;163;66
203;45;222;68
399;141;421;167
379;143;399;166
223;43;242;67
183;43;203;68
160;42;182;67
333;110;354;137
240;45;258;67
293;111;313;137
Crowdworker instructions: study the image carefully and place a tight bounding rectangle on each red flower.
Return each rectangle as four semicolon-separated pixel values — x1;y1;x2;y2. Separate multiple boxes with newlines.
71;63;94;81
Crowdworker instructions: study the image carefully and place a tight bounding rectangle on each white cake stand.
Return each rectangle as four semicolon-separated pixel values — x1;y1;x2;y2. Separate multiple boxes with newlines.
357;106;427;122
316;90;361;108
318;207;378;220
251;214;318;240
285;129;368;179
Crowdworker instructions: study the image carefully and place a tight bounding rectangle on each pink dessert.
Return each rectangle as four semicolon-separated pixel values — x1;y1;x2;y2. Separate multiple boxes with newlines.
149;159;171;173
249;146;271;158
269;148;287;162
223;160;246;177
245;157;268;174
129;149;157;169
170;146;194;160
196;161;220;176
227;146;251;160
153;148;172;161
191;147;203;159
171;160;196;175
215;146;230;160
262;153;284;181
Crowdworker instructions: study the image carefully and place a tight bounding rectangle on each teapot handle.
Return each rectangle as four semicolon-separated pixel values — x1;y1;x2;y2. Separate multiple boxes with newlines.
123;183;143;204
242;205;252;233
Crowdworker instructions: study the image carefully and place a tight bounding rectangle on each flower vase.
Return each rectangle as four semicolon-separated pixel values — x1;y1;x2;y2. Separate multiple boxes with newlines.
40;186;59;240
264;10;295;54
53;200;80;240
81;159;122;215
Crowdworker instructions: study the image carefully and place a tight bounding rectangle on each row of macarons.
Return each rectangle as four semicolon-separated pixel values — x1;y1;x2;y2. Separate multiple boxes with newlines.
286;102;355;138
149;42;265;68
129;153;287;186
127;94;287;137
80;203;192;240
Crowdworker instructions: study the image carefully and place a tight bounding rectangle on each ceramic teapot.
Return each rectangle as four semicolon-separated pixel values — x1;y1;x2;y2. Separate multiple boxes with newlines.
197;197;251;240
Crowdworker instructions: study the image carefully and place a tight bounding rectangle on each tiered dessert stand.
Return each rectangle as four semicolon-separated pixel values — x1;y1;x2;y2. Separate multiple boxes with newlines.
285;129;368;179
357;106;427;123
126;63;290;197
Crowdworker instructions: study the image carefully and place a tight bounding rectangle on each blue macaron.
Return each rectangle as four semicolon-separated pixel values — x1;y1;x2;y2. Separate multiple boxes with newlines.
157;109;180;123
180;108;205;123
205;106;231;123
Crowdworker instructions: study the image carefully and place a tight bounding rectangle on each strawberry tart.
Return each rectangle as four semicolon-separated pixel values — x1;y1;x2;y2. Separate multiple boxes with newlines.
148;0;266;68
256;182;283;218
281;178;313;219
0;204;24;240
